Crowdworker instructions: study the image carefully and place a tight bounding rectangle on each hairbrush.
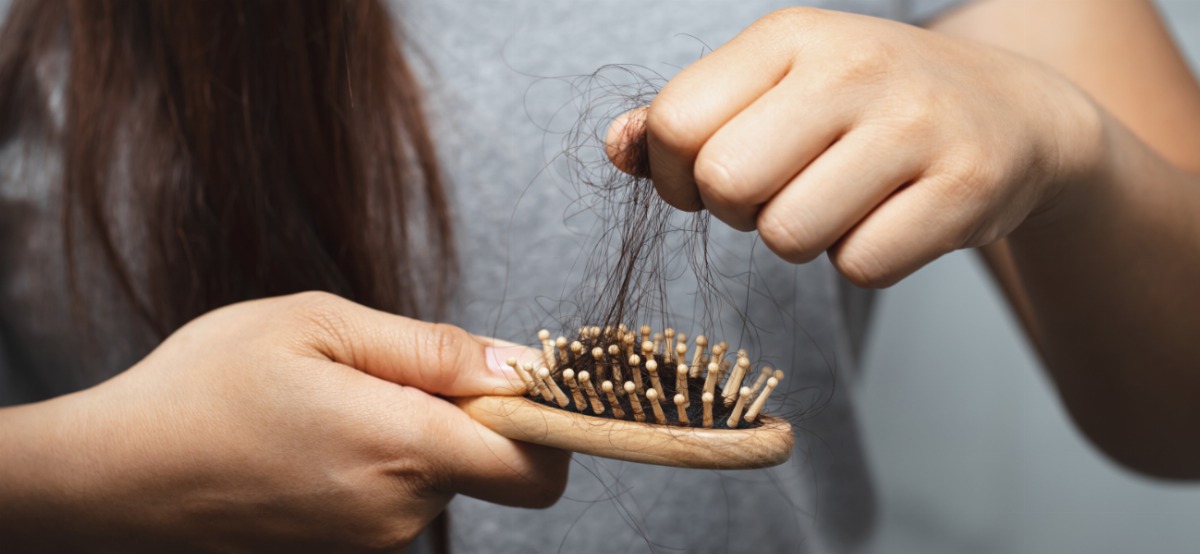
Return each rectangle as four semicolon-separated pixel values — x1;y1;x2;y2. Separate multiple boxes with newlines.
456;325;792;469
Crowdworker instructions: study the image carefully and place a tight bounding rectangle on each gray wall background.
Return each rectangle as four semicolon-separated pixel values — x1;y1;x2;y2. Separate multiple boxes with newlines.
859;3;1200;552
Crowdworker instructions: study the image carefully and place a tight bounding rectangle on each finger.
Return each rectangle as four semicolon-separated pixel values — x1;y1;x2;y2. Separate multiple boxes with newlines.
644;23;794;211
406;388;570;508
692;75;853;230
284;292;539;397
756;128;926;263
827;174;970;288
605;107;650;176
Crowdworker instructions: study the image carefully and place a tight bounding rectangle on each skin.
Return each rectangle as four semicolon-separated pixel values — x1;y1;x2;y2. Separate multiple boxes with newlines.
608;1;1200;478
0;292;568;551
3;0;1199;550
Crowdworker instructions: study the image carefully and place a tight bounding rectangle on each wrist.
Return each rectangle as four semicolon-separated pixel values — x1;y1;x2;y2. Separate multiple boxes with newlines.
1014;83;1113;241
0;385;154;547
0;393;95;542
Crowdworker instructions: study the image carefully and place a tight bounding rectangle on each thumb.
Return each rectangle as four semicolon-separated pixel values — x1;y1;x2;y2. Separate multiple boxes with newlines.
287;293;542;397
605;106;651;177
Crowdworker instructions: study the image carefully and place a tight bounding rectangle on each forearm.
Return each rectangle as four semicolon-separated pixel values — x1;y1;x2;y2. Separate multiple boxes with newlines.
1006;114;1200;478
926;0;1200;477
0;386;169;550
0;394;103;547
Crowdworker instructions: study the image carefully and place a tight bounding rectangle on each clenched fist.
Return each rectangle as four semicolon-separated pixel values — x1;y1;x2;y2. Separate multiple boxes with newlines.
609;7;1100;287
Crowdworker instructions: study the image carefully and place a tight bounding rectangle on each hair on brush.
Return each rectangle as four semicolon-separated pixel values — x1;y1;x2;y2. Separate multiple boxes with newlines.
456;66;796;469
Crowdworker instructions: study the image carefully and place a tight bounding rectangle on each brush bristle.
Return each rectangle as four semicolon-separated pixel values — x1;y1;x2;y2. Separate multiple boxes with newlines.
528;326;782;430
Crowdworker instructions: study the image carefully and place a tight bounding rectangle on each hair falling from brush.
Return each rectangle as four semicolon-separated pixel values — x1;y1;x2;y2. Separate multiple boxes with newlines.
455;66;823;470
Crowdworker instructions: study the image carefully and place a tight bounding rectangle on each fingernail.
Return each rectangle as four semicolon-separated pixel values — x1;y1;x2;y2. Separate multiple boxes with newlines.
484;345;545;381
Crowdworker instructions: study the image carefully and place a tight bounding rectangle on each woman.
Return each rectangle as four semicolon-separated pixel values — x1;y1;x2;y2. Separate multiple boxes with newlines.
1;0;1198;552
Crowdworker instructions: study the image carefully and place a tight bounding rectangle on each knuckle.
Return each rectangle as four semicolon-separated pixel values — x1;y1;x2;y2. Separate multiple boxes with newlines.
421;323;474;387
281;291;356;354
832;240;897;288
937;150;1000;209
834;57;886;88
400;463;449;503
875;88;939;138
645;96;701;154
282;290;346;326
827;35;897;88
757;210;821;264
693;152;741;206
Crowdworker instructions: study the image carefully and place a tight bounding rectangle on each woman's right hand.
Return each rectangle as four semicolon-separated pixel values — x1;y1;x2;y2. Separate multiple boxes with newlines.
0;292;568;551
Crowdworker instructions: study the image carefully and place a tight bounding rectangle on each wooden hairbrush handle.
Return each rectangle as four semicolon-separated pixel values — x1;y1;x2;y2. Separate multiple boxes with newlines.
454;394;793;469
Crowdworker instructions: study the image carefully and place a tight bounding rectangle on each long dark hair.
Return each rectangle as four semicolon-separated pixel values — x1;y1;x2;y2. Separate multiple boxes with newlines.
0;0;456;340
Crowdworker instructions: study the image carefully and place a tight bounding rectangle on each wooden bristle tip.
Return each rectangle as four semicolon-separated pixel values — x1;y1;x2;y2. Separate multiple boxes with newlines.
689;335;708;378
602;380;625;418
625;381;645;422
703;362;719;397
628;354;644;392
702;392;714;429
722;356;751;403
509;357;535;395
539;330;554;369
590;347;605;381
527;362;553;402
749;367;772;397
579;371;604;415
646;387;667;424
727;386;751;428
646;359;664;399
663;328;676;363
562;369;587;411
555;336;568;364
674;393;689;425
745;377;779;423
538;366;570;408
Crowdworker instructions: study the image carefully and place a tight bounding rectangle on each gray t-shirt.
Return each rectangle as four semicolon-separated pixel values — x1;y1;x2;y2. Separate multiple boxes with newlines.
404;1;963;552
0;1;965;552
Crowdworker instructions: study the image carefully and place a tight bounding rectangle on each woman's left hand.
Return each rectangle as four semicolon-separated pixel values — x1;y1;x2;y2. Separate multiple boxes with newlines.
607;7;1101;287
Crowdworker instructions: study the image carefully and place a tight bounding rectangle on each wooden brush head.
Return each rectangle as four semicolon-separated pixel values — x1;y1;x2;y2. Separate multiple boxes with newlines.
457;325;793;469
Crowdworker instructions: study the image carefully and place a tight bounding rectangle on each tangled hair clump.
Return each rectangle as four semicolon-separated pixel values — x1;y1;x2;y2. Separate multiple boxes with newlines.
554;65;735;338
